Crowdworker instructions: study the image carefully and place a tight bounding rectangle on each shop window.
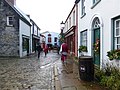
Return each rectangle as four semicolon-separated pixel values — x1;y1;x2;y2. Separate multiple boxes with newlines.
22;37;28;51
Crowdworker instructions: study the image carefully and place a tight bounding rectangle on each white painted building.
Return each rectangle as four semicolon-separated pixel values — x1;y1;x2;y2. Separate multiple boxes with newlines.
40;34;46;49
0;0;32;58
77;0;120;68
41;31;60;48
0;0;41;58
62;3;78;56
19;19;31;57
30;19;41;54
14;5;31;57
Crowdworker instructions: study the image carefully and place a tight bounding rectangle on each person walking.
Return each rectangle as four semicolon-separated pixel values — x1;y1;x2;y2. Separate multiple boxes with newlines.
44;44;48;57
60;41;68;63
57;45;60;54
37;43;42;59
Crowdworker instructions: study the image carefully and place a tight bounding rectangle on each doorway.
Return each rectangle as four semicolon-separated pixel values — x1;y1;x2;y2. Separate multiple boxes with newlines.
92;17;101;66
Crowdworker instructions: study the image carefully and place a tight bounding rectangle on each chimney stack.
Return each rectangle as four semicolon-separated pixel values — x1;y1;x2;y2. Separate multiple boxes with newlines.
7;0;16;5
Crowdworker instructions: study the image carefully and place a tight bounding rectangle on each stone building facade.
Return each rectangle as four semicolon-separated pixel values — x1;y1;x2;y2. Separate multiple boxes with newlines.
0;0;19;57
0;0;31;57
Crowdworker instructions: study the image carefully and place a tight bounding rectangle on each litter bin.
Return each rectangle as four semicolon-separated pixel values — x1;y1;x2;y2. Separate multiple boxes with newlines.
79;56;94;81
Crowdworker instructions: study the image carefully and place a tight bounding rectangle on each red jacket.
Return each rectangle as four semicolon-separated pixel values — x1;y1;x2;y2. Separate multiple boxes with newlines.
62;43;68;53
44;45;48;52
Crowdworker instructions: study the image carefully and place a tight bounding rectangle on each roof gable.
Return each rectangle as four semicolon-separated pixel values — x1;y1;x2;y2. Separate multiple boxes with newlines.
4;0;31;25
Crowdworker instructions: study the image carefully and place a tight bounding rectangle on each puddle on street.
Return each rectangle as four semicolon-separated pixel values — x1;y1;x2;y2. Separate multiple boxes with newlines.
40;63;51;69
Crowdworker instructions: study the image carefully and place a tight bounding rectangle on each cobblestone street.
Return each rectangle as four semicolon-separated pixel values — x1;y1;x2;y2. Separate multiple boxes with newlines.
0;51;60;90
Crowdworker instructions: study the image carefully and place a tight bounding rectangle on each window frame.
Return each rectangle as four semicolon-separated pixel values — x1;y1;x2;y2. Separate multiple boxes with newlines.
73;11;75;25
91;0;101;9
48;37;51;42
7;16;14;26
54;37;57;42
69;17;71;28
22;37;28;51
81;0;86;18
114;19;120;50
80;30;87;47
54;43;57;46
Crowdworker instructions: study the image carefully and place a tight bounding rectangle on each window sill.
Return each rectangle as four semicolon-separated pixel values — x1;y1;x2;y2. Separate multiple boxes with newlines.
7;25;13;27
91;0;101;9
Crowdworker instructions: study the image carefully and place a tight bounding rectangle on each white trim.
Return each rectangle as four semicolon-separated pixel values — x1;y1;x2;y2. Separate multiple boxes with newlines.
7;16;13;26
90;14;103;68
114;19;120;49
65;31;74;37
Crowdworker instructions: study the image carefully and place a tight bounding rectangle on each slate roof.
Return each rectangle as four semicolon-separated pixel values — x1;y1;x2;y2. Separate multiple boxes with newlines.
75;0;80;4
5;0;31;25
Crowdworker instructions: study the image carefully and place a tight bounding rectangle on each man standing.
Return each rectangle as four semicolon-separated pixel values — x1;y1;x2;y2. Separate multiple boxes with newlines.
37;43;42;59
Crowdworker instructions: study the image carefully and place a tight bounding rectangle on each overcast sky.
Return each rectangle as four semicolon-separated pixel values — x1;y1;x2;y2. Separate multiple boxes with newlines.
16;0;75;33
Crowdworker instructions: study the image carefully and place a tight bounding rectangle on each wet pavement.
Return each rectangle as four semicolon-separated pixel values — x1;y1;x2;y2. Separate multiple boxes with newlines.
0;51;60;90
53;55;107;90
0;50;107;90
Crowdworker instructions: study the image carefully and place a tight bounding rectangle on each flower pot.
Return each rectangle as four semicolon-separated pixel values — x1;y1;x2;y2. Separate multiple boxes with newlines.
79;52;87;56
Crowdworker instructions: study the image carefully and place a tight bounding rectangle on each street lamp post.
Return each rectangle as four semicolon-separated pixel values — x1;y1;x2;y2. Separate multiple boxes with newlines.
59;21;65;45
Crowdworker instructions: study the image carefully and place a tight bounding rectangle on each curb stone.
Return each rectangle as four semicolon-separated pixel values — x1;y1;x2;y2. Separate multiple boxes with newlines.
53;64;61;90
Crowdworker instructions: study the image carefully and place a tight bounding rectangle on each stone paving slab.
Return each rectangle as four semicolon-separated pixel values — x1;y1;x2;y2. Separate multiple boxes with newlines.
0;51;107;90
62;86;76;90
55;58;107;90
0;52;60;90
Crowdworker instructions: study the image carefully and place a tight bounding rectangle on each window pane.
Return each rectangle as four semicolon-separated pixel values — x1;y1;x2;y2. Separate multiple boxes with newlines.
48;38;51;42
116;28;119;36
9;17;12;20
82;41;86;46
81;30;87;46
8;16;13;25
22;37;28;51
81;0;85;16
54;37;57;42
54;43;57;46
116;21;120;28
9;21;13;25
73;11;75;25
114;19;120;50
93;0;95;4
117;45;120;49
117;37;120;44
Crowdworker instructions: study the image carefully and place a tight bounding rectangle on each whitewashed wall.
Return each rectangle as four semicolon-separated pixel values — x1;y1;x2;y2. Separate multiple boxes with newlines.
42;32;59;46
30;22;41;54
78;0;120;68
19;20;30;57
64;6;76;33
30;22;33;54
34;25;37;36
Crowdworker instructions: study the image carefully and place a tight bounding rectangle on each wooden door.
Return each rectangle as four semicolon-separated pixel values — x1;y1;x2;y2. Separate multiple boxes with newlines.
93;28;100;66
